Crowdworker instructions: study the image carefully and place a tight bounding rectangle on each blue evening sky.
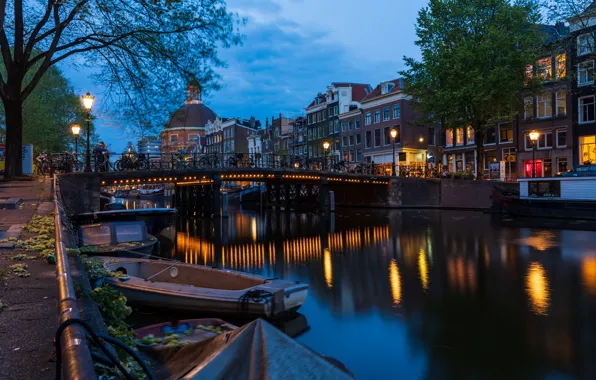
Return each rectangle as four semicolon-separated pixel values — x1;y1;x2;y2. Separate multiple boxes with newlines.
62;0;427;153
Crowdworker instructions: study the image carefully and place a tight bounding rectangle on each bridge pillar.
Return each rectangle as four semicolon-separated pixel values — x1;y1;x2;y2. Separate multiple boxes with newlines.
213;174;222;217
274;176;281;210
320;177;328;213
283;183;290;211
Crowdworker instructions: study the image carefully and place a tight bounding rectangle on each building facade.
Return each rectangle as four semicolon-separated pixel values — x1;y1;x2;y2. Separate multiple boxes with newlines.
289;117;307;156
205;117;260;155
338;107;363;163
160;80;214;154
360;79;432;175
137;136;161;158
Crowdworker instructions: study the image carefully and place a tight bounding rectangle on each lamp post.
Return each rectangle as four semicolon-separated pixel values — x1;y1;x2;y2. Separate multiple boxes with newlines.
529;130;540;178
323;141;330;170
390;128;398;176
82;92;95;172
71;124;81;158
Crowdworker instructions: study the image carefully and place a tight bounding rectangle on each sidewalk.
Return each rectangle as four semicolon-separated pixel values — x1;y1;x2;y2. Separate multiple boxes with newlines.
0;177;57;380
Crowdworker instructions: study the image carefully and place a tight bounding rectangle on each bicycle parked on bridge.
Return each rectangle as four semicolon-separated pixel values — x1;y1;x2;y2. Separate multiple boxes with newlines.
198;152;220;169
115;152;149;171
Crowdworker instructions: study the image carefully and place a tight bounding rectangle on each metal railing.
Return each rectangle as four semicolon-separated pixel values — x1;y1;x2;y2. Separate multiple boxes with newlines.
54;176;97;379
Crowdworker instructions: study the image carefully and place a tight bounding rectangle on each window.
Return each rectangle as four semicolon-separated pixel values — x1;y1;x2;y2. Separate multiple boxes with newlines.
485;127;496;144
335;120;340;133
536;92;552;118
343;151;348;161
455;128;464;145
170;134;178;143
342;122;347;132
524;133;533;151
356;149;362;161
446;129;454;146
335;105;339;115
466;126;475;144
580;136;596;164
384;126;391;145
374;128;381;147
428;127;435;146
365;131;372;148
308;115;312;124
342;136;348;146
556;129;567;148
383;107;390;121
393;104;401;119
374;109;380;123
578;61;594;86
356;134;361;144
538;132;553;149
349;121;354;130
499;123;513;143
349;150;354;161
580;96;596;124
365;112;371;125
555;53;566;79
537;57;553;81
523;97;534;119
189;134;199;142
328;124;333;135
578;33;594;56
356;119;361;129
557;157;568;174
556;89;566;115
349;135;354;146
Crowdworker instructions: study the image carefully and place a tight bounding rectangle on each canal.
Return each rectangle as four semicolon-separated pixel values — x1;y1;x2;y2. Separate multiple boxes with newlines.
122;197;596;379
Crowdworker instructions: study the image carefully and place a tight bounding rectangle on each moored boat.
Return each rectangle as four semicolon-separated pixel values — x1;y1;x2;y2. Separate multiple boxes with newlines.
100;257;309;318
501;177;596;220
78;221;158;257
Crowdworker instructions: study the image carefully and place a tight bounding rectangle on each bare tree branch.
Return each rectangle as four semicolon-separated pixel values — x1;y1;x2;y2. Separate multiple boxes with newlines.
23;0;57;61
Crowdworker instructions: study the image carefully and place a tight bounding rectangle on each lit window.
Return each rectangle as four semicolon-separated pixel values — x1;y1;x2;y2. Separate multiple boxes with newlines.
557;89;566;115
578;61;594;86
500;123;513;143
579;96;596;124
536;92;553;118
537;57;553;81
578;33;594;56
555;53;566;79
466;126;475;144
456;128;464;145
525;64;533;84
446;130;454;146
580;135;596;164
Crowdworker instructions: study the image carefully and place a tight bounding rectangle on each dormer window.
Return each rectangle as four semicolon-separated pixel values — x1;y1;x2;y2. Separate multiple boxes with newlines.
381;83;395;95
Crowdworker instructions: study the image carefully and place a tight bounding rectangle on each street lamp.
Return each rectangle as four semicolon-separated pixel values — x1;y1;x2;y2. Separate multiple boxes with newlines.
323;141;330;170
82;92;95;172
71;124;81;158
419;135;424;143
529;130;540;178
390;128;398;176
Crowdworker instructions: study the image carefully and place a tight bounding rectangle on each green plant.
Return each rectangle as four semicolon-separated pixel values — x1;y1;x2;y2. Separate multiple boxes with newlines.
10;254;37;261
0;269;7;285
90;285;133;326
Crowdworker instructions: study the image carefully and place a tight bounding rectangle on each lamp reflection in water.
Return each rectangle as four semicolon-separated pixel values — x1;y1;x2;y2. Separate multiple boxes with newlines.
251;217;257;243
389;259;402;305
418;248;429;291
582;257;596;296
324;248;333;289
526;262;550;316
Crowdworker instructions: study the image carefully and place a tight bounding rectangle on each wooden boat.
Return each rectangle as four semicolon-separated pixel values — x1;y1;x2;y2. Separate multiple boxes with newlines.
76;207;176;236
78;221;158;257
501;177;596;221
100;257;309;318
135;318;237;353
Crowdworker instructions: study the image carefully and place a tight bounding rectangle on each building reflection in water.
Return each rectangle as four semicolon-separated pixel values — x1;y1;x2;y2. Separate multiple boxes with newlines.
157;209;596;380
526;261;550;316
389;259;401;306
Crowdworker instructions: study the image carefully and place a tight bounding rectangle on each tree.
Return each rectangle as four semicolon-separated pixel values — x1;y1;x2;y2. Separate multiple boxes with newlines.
400;0;542;176
0;65;90;154
0;0;242;179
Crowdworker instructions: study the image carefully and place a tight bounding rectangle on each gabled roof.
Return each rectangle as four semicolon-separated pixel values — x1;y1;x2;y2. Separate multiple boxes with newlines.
361;79;404;102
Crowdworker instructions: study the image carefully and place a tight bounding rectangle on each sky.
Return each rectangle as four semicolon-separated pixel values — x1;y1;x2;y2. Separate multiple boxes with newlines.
62;0;428;153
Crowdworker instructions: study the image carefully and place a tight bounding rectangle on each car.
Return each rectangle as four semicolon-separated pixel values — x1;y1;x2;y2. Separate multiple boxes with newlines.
558;165;596;177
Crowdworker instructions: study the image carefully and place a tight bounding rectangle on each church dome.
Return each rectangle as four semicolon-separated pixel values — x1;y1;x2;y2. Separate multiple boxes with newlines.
164;79;216;129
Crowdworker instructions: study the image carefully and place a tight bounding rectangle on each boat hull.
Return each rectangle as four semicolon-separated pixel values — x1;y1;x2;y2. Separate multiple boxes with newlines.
501;196;596;221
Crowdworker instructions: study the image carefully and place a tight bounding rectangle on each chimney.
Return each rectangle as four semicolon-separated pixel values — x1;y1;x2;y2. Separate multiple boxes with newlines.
249;116;256;129
265;117;269;129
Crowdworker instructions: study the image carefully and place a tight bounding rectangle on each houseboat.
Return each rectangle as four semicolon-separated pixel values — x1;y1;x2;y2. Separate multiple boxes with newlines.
500;177;596;220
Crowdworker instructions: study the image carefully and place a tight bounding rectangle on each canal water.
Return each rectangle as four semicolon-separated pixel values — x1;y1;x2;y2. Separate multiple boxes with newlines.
121;197;596;379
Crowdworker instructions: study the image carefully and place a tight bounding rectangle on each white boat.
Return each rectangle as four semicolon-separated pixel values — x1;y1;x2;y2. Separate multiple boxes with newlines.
100;257;309;318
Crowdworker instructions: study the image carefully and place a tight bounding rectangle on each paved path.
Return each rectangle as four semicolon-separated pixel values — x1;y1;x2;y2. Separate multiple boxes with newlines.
0;177;57;380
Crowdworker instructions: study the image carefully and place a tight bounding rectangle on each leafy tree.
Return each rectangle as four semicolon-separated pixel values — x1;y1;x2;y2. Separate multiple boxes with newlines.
400;0;542;176
0;0;242;179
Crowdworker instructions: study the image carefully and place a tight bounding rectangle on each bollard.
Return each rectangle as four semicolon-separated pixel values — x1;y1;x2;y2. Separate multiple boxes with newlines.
329;190;335;212
222;192;229;218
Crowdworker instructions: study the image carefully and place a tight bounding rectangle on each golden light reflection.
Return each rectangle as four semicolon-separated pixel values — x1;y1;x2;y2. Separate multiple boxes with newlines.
251;217;257;243
418;248;429;291
582;257;596;296
526;262;550;316
323;248;333;289
522;231;558;251
389;259;401;305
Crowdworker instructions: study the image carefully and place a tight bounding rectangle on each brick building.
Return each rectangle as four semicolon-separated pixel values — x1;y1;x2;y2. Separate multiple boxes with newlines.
205;117;260;155
289;117;307;156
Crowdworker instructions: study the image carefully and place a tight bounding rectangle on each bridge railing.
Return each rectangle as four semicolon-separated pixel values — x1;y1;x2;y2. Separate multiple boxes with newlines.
41;151;447;178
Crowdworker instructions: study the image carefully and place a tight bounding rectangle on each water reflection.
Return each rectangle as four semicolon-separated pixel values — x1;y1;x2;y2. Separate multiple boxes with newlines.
526;262;550;316
156;209;596;379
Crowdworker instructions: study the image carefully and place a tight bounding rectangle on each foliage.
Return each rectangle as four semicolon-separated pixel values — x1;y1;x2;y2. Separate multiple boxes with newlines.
0;0;243;178
80;254;111;282
9;263;30;277
400;0;542;171
0;269;6;285
450;171;476;180
15;215;55;258
10;254;38;261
